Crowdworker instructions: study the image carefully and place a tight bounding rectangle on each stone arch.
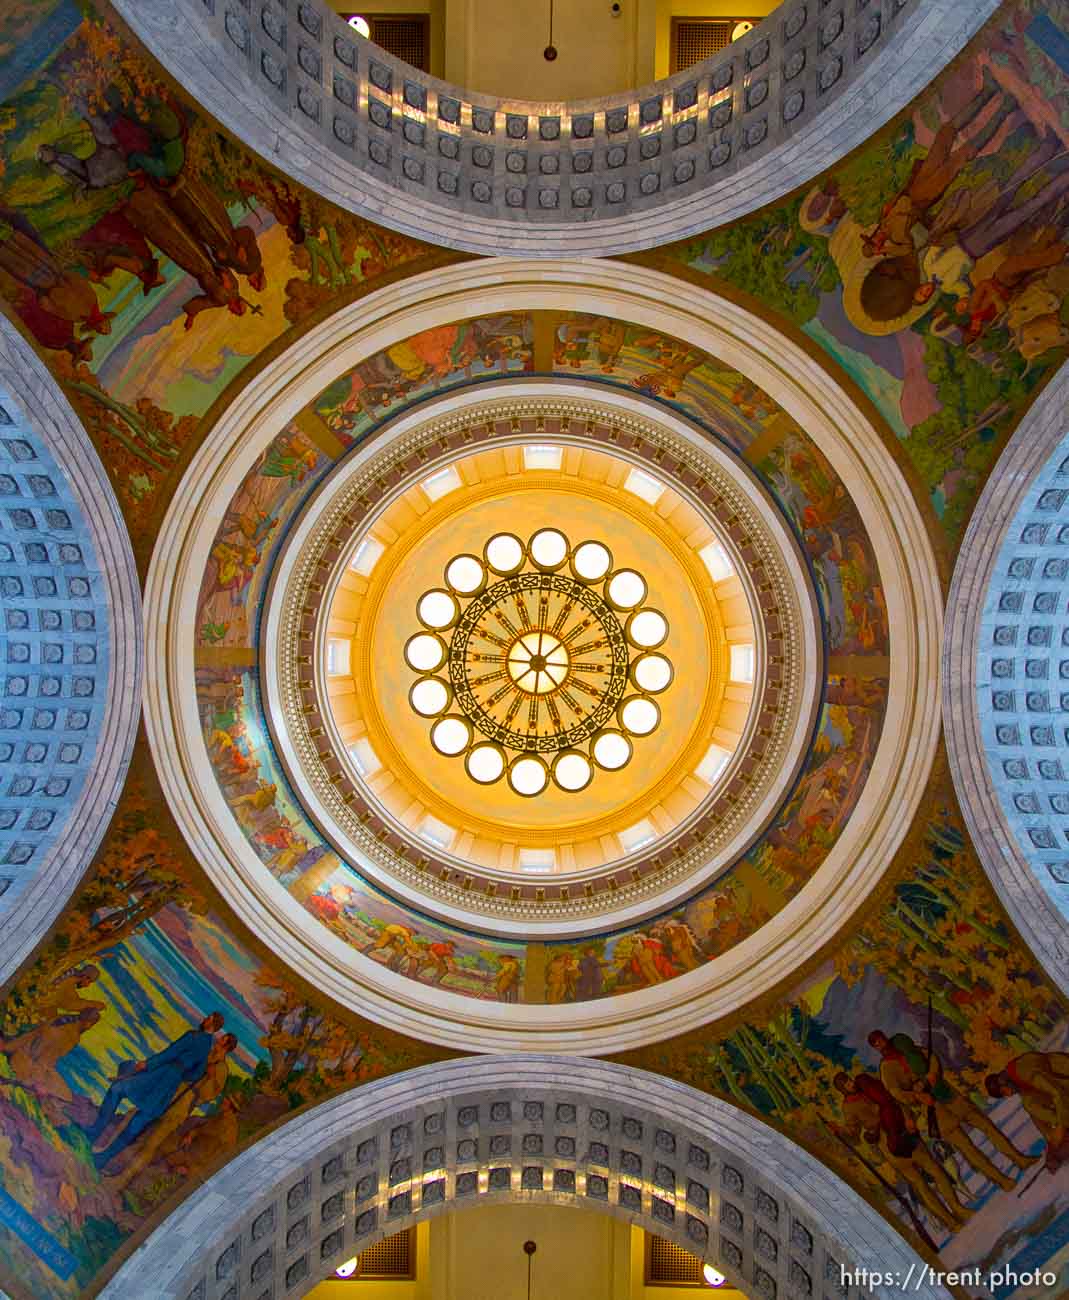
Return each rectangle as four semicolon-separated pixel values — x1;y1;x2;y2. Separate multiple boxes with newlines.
944;360;1069;998
0;317;142;986
98;1056;946;1300
113;0;994;257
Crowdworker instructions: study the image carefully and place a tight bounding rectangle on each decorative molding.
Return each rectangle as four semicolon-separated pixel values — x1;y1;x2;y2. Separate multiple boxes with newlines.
944;361;1069;999
0;317;141;987
143;259;942;1052
265;388;819;929
111;0;996;257
98;1056;949;1300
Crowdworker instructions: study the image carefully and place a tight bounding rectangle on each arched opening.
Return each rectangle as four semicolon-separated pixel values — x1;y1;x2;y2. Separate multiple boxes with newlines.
99;1058;941;1300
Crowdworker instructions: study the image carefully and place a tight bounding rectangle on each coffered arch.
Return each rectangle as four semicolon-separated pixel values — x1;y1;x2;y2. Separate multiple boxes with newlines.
98;1057;949;1300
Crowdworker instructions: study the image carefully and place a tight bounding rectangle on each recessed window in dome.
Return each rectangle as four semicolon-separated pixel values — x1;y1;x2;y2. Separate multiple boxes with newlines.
421;465;463;501
406;529;673;797
523;444;563;471
729;643;755;684
624;467;664;506
351;534;385;576
347;737;381;777
699;540;734;582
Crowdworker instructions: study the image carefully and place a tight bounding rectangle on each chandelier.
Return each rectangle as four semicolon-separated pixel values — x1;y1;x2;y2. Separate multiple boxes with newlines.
403;529;673;797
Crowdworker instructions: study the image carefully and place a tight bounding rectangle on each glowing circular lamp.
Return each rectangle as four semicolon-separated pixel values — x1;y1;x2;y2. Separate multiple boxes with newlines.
446;553;486;595
418;588;459;630
570;539;612;583
508;754;550;797
484;532;526;575
431;715;472;756
466;742;506;785
336;1256;359;1278
409;676;451;717
631;652;673;695
347;15;371;38
626;607;668;649
552;749;594;792
529;528;569;570
591;728;632;771
703;1264;726;1287
404;632;447;673
619;695;660;736
606;568;647;610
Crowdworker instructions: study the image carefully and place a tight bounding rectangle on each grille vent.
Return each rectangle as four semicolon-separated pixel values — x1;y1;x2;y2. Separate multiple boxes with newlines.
671;18;759;73
335;1227;415;1281
646;1232;706;1285
342;13;430;71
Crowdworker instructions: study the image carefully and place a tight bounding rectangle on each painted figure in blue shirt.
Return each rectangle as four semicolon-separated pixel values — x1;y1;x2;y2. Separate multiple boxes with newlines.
83;1011;225;1171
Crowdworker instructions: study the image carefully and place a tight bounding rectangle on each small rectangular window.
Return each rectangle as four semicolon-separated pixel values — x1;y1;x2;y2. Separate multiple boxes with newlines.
625;467;664;505
523;445;564;471
730;642;755;684
519;847;556;872
351;535;385;576
327;638;351;675
699;540;735;582
421;465;462;501
619;819;656;854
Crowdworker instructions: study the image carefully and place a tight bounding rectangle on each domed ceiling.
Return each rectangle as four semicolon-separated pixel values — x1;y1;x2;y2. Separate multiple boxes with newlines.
3;2;1069;1297
164;300;910;1028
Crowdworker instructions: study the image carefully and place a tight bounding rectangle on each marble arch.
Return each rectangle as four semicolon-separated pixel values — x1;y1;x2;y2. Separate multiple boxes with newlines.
144;257;942;1053
944;361;1069;999
97;1056;948;1300
115;0;996;257
0;319;142;987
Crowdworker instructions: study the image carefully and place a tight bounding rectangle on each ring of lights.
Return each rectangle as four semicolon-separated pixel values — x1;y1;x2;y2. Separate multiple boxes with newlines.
407;533;672;798
145;257;941;1051
262;386;818;935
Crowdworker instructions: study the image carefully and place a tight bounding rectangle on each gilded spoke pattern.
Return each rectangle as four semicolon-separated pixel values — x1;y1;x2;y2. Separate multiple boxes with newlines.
453;573;628;752
402;527;672;797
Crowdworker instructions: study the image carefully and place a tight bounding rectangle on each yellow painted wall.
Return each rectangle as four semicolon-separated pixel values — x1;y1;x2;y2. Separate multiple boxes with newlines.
330;0;779;97
307;1209;748;1299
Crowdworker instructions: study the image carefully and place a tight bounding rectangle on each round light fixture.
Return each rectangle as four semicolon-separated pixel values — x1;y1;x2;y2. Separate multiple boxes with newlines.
405;528;672;796
404;632;447;673
466;741;507;784
703;1264;726;1288
529;527;569;570
446;553;487;595
606;567;647;610
336;1256;359;1278
509;754;550;797
347;15;371;38
418;588;459;630
570;539;612;583
410;676;451;717
485;531;526;576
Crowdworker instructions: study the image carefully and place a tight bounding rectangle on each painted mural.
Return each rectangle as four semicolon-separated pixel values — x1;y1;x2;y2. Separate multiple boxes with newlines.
633;774;1069;1294
0;0;436;531
0;764;442;1299
191;311;889;1007
667;0;1069;543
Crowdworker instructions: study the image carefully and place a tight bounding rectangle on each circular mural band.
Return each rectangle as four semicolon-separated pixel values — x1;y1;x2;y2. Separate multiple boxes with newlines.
145;260;941;1051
